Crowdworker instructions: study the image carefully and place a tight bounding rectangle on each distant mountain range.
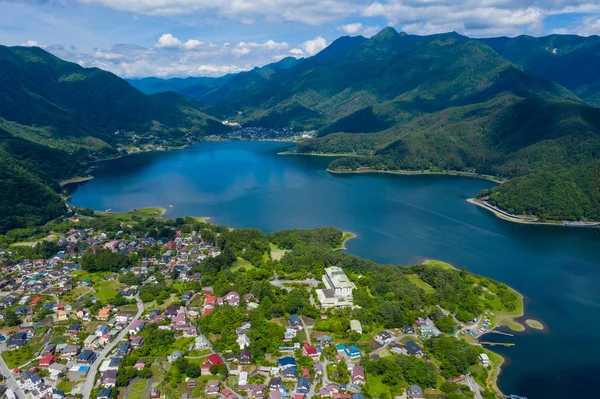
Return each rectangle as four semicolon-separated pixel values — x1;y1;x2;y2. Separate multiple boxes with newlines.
1;28;600;232
129;28;600;222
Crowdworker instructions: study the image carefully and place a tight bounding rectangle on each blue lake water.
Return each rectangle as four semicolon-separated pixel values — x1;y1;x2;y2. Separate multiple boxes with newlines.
68;140;600;398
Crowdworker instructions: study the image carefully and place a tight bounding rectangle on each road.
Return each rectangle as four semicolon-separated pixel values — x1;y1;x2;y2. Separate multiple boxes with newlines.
0;343;30;399
81;295;144;399
465;373;483;399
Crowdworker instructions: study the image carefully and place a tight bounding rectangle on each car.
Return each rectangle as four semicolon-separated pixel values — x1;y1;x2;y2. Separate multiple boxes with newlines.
0;335;5;341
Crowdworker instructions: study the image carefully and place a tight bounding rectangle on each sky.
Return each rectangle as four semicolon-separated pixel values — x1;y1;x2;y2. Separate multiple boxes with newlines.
1;1;600;78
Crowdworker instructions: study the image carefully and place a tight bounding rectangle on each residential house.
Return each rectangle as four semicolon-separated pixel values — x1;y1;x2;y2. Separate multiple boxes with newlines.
351;366;365;385
350;320;362;335
344;345;361;359
97;388;113;399
77;349;97;364
205;380;220;396
374;331;394;346
302;343;319;360
405;341;423;357
407;385;425;399
101;370;117;387
129;320;145;335
39;355;55;368
240;348;252;364
296;378;310;395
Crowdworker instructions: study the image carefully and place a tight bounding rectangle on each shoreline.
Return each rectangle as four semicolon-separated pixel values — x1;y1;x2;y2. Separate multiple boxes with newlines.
59;176;95;187
334;231;357;251
468;198;600;228
278;151;359;157
327;168;505;183
422;259;525;396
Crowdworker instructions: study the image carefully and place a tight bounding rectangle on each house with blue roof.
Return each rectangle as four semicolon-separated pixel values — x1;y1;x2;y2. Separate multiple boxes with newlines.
296;377;310;394
345;345;361;358
289;314;302;329
335;344;346;352
277;356;297;369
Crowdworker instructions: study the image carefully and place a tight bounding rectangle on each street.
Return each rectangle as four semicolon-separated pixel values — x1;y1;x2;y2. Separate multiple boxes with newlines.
81;295;144;399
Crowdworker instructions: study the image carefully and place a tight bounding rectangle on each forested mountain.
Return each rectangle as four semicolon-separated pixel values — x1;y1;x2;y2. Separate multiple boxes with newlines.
0;45;225;154
479;162;600;221
480;35;600;106
0;45;226;232
183;28;577;132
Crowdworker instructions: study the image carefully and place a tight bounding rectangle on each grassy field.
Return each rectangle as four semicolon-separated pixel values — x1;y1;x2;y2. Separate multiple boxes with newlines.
423;259;457;270
406;275;436;294
100;207;166;219
93;280;122;300
2;345;36;369
57;379;76;393
231;257;255;272
364;373;395;398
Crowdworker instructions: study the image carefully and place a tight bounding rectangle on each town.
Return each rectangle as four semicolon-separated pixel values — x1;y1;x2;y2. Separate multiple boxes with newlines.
0;212;522;399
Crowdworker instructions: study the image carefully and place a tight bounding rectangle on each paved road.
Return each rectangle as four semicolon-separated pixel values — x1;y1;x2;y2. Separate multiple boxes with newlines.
465;373;483;399
0;343;29;399
82;295;144;399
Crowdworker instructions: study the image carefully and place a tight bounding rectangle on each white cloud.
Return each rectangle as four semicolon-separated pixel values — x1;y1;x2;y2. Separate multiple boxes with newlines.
155;33;181;48
183;39;205;49
301;37;328;56
20;40;41;47
553;15;600;36
339;22;363;35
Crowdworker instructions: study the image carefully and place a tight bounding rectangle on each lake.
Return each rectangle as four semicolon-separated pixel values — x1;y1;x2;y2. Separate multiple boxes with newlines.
69;140;600;398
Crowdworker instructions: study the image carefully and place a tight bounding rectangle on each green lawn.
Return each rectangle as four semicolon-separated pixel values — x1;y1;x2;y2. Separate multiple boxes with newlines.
2;345;36;369
423;259;457;270
407;275;436;294
130;379;148;391
94;280;121;300
57;379;75;392
364;373;395;398
231;257;255;272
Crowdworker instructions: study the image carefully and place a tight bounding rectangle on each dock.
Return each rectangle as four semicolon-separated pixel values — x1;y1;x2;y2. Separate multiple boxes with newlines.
480;342;515;347
489;330;514;337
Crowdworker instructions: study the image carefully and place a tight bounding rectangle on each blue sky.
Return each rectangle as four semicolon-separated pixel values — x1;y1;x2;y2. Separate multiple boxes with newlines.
1;0;600;78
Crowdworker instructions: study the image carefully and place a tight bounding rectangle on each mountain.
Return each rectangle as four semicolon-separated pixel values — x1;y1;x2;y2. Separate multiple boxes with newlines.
181;28;578;133
0;45;227;233
480;34;600;106
0;45;225;153
127;56;303;102
316;95;600;177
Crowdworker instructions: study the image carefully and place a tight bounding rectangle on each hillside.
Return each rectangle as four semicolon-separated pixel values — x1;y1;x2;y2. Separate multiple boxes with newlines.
0;45;226;153
309;95;600;177
480;35;600;106
0;45;228;233
0;127;84;232
479;162;600;222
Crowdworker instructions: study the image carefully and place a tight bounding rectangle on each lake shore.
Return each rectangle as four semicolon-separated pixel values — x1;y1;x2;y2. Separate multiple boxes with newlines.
278;151;358;157
468;198;600;228
327;168;505;183
59;176;94;187
334;231;357;250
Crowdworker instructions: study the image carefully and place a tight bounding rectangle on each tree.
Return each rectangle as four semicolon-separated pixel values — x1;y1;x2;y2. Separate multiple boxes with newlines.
4;309;21;327
210;364;228;379
185;363;200;378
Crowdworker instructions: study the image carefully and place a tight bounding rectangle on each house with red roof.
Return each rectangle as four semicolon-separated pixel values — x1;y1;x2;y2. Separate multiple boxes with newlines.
39;354;55;368
302;343;318;359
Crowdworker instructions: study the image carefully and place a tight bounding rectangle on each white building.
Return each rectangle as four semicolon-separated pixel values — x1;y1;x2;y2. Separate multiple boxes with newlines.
479;353;490;366
316;267;356;308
